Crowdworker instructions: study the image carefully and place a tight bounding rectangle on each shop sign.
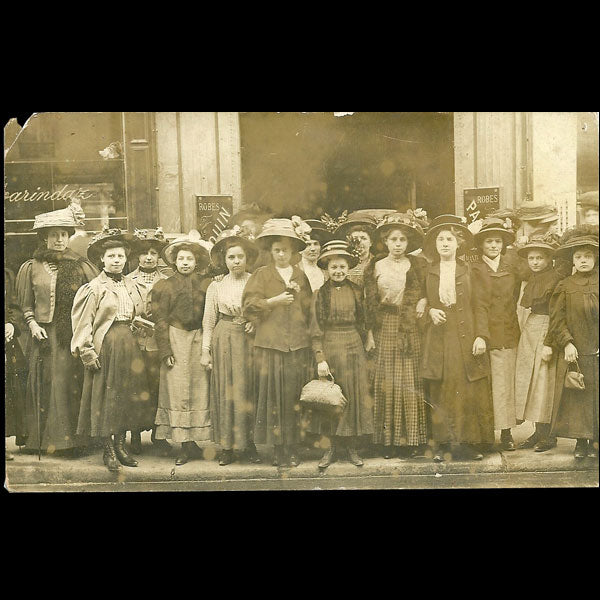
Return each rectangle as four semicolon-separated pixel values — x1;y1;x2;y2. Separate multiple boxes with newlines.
195;195;233;244
4;179;95;204
463;187;500;223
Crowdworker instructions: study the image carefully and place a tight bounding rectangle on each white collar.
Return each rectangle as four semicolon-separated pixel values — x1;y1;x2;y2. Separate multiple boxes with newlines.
482;254;501;272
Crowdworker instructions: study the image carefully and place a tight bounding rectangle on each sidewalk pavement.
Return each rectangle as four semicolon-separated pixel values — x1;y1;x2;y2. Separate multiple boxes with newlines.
4;423;598;492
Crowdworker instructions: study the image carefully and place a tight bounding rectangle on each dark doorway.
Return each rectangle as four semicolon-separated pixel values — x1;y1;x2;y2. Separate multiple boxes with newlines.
239;112;455;219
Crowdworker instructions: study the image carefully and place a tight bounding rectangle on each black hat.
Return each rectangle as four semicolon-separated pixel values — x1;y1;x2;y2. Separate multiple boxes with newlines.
87;226;135;263
303;219;333;244
210;226;259;268
473;217;516;247
373;212;425;254
516;205;559;224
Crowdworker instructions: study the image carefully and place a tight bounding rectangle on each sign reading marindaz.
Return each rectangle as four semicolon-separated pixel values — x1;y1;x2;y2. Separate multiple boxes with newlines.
195;195;233;244
464;187;500;223
5;180;94;203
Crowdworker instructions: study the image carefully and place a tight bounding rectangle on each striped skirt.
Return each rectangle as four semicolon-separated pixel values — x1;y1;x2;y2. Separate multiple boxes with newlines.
155;326;212;443
373;313;428;447
210;319;255;450
515;313;557;424
303;325;374;438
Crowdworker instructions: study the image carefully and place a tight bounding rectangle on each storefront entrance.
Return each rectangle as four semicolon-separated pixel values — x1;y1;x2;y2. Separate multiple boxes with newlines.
239;112;455;220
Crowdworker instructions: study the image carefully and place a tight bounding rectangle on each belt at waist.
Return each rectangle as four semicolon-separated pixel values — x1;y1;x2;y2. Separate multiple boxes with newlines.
324;324;357;331
380;304;401;314
219;313;246;324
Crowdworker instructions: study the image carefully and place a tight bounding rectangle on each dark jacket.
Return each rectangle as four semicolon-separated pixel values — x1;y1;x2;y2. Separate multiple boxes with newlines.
242;264;312;352
421;259;491;382
151;271;207;361
470;255;522;350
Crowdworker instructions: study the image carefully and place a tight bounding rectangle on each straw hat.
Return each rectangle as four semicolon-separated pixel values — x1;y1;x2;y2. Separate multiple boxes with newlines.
555;224;599;260
516;233;560;258
87;225;135;263
130;227;168;254
162;229;211;268
32;203;85;235
473;217;516;247
317;239;360;270
516;205;559;224
210;225;259;268
374;211;426;254
255;216;311;252
334;210;378;240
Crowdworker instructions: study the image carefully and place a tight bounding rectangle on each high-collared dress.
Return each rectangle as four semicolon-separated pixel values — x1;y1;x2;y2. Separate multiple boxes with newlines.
421;259;495;445
72;270;150;437
125;266;169;431
298;257;328;293
364;254;429;447
242;264;313;447
16;248;98;450
202;272;255;451
471;254;523;430
152;271;212;443
547;268;599;441
514;266;563;424
305;278;374;438
346;254;373;288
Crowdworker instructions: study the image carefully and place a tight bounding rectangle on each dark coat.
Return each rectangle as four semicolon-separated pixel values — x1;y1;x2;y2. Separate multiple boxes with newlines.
421;259;491;382
470;255;522;350
242;264;312;352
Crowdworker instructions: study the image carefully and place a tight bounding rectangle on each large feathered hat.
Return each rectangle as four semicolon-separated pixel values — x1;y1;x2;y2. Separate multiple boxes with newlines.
32;202;85;235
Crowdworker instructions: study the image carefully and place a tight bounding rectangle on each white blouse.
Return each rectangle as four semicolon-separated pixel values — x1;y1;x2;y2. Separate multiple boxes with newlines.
438;260;457;307
202;272;251;351
375;256;411;305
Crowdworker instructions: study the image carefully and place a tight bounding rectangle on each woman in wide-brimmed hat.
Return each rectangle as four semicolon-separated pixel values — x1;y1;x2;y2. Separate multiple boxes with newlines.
421;214;495;461
230;203;272;271
124;228;171;455
334;211;379;287
242;217;314;467
303;239;374;469
201;226;262;466
470;217;523;451
513;233;564;452
15;203;98;455
546;226;599;459
363;211;430;458
151;230;214;465
297;218;332;292
72;226;151;472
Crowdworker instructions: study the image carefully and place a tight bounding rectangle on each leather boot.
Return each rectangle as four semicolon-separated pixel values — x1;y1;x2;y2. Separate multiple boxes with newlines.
288;445;301;467
500;429;516;451
114;432;138;467
175;442;194;465
574;438;588;459
219;449;234;466
130;431;142;455
318;445;336;469
433;443;451;462
103;437;121;472
245;441;262;464
272;445;285;467
347;446;364;467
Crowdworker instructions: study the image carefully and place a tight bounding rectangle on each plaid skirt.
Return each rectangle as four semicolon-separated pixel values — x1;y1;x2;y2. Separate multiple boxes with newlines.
303;326;374;438
373;313;428;446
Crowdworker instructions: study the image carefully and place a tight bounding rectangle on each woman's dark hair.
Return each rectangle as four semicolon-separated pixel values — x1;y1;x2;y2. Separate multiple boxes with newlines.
37;227;74;245
425;226;469;262
476;233;507;255
175;243;204;261
347;225;372;241
222;239;247;255
101;240;131;257
135;240;162;255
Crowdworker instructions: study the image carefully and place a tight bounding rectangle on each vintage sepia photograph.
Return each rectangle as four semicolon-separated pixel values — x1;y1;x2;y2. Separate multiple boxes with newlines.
3;111;599;492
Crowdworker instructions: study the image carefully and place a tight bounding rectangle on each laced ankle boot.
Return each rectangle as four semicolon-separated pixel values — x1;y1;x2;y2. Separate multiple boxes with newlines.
103;437;121;472
114;432;138;467
130;431;142;455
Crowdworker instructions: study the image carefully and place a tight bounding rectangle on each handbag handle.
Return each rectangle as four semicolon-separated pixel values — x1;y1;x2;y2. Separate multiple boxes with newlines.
568;360;582;374
318;373;335;386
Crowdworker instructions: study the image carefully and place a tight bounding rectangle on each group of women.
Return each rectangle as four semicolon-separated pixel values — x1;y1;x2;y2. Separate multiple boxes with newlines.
4;201;599;472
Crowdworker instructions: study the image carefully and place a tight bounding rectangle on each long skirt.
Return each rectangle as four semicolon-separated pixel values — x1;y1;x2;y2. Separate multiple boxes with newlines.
77;322;150;438
303;325;374;438
154;326;212;443
5;339;27;441
254;346;311;447
426;310;495;445
551;354;599;441
24;322;85;450
373;314;428;447
131;350;161;432
515;313;557;424
489;348;518;430
210;319;255;450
